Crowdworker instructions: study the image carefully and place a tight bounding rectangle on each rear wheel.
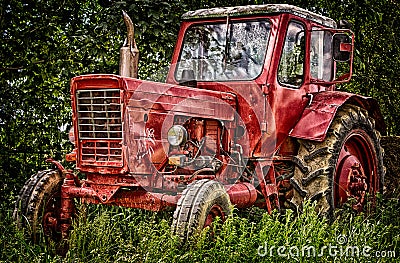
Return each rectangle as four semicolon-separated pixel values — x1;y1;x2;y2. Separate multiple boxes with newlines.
290;105;384;217
13;170;65;245
172;179;231;240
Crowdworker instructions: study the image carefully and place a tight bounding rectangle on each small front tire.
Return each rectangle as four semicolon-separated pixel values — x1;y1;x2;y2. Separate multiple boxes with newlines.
13;169;64;244
172;179;231;240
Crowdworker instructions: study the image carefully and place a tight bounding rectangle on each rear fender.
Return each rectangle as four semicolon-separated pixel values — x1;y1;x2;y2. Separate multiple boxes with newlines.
289;91;385;142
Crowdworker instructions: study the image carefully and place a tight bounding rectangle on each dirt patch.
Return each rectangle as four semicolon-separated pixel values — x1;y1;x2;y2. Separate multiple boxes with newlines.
381;136;400;198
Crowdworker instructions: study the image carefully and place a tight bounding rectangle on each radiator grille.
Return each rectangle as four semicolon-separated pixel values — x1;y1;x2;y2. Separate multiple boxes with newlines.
76;89;123;166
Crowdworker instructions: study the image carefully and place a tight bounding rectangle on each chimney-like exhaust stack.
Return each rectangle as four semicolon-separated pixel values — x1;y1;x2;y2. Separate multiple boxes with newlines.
119;10;139;78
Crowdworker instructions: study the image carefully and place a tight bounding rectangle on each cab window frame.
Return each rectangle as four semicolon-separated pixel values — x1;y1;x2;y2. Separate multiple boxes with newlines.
277;20;306;89
174;18;272;82
310;27;334;82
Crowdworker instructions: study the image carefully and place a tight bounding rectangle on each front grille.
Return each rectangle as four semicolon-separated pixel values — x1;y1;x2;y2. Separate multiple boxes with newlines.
81;141;123;165
76;89;123;166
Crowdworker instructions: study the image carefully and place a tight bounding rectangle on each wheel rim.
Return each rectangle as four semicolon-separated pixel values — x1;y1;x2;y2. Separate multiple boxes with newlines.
335;129;378;211
42;190;62;242
204;204;225;227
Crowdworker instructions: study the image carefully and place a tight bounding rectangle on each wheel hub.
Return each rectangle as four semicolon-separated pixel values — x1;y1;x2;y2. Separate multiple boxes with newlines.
43;212;58;237
205;204;225;227
338;153;368;211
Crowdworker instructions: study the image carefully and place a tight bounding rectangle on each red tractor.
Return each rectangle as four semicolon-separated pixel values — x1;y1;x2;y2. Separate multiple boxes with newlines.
14;4;385;245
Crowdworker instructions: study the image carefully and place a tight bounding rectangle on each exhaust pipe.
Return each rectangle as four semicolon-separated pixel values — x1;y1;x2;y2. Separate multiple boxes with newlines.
119;10;139;78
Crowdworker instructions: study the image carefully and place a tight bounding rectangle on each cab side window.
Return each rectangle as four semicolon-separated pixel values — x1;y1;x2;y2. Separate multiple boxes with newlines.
278;21;305;87
310;28;333;81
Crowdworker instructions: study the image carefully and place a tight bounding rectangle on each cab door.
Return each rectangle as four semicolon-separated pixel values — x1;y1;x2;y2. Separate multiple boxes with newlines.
265;14;311;148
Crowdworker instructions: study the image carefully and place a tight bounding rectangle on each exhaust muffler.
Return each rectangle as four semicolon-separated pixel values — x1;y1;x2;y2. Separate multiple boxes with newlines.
119;10;139;78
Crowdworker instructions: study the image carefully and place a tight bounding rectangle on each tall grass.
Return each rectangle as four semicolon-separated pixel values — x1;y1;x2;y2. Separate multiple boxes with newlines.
1;197;399;262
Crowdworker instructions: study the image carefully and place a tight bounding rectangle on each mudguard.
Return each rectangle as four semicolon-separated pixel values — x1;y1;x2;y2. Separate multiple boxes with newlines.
289;91;385;142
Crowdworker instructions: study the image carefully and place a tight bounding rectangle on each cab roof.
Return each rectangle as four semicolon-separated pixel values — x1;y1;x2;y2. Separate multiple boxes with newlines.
182;4;336;28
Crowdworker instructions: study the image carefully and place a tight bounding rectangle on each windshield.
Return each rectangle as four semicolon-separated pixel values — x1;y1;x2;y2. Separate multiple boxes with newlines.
175;20;271;82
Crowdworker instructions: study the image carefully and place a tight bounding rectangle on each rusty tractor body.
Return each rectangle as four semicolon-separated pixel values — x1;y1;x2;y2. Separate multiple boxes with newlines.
14;4;385;245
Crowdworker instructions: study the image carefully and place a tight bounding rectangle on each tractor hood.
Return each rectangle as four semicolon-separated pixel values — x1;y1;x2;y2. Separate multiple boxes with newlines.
70;74;237;175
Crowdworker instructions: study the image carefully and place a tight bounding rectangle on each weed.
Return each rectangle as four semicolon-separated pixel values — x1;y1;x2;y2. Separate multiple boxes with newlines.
1;200;399;262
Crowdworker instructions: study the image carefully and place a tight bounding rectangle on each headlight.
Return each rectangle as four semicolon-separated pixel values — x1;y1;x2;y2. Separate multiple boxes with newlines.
68;127;75;145
167;125;187;146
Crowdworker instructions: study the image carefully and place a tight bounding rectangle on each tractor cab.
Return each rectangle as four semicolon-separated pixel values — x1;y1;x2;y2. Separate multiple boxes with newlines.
167;4;353;90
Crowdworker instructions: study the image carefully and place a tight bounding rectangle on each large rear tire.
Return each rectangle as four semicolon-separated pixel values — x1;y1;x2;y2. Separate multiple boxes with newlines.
13;169;64;244
172;179;231;240
290;105;384;217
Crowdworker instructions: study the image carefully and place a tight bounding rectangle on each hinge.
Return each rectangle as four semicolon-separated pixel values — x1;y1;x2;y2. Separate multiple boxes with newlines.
262;83;270;95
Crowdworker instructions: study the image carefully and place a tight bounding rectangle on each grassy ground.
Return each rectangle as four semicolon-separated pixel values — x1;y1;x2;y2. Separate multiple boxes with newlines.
1;196;399;263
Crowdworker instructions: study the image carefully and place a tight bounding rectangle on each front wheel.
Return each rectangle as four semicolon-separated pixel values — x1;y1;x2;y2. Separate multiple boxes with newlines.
13;169;65;245
290;105;384;217
172;179;232;241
